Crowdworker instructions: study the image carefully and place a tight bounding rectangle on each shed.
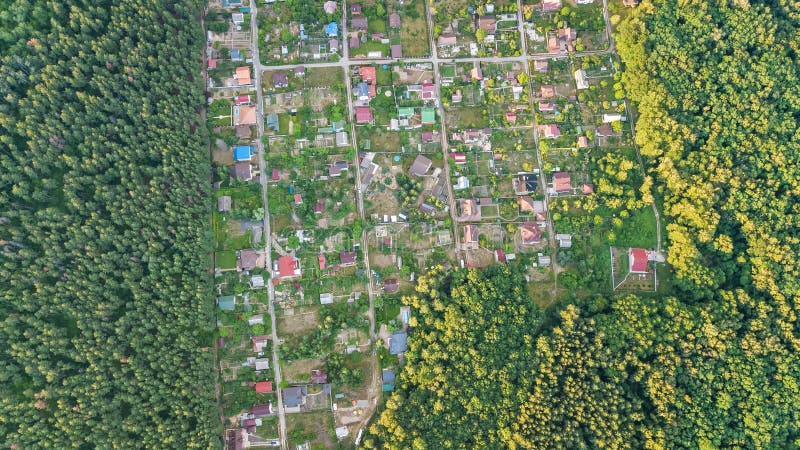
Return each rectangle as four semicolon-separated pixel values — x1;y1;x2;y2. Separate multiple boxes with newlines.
255;358;270;370
218;295;235;311
248;314;264;326
218;195;232;212
266;114;279;131
320;293;334;304
389;13;401;28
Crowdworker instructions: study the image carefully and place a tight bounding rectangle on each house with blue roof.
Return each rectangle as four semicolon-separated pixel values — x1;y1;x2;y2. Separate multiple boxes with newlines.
354;82;370;100
299;24;308;40
234;146;253;162
325;22;338;37
218;295;236;311
230;49;243;61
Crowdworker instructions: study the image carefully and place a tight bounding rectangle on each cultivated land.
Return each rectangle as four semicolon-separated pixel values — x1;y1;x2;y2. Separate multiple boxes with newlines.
205;0;664;448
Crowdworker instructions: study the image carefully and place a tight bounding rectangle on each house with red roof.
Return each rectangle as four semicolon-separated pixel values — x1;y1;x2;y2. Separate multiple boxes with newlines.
553;172;571;193
318;254;326;270
359;66;376;83
271;168;281;181
253;381;273;393
355;106;374;124
339;251;357;267
495;249;507;263
539;123;561;138
520;222;542;245
629;248;649;273
252;335;269;353
277;255;301;279
294;194;303;204
234;95;250;105
422;82;436;100
449;152;467;165
505;111;517;124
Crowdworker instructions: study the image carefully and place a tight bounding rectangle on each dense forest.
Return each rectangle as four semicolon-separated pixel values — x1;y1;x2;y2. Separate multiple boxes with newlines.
0;0;219;448
366;1;800;448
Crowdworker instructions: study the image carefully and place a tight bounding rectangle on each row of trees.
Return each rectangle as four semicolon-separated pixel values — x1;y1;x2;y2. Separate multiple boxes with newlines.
0;0;219;447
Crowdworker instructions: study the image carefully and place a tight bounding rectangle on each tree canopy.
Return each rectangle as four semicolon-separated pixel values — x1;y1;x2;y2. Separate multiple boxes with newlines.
0;0;219;447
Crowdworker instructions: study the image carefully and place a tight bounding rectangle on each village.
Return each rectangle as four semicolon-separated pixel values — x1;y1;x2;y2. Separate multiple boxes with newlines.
204;0;655;448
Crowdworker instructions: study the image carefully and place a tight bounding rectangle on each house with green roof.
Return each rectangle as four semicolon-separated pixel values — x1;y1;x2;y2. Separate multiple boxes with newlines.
421;108;436;125
218;295;235;311
397;107;415;118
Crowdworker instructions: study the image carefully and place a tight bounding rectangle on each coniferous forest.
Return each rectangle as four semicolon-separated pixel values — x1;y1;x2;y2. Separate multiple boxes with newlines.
0;0;219;448
365;1;800;449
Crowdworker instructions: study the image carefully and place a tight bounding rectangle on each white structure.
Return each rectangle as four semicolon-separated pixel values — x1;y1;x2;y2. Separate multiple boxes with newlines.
574;69;589;90
248;314;264;326
603;113;624;123
320;293;334;304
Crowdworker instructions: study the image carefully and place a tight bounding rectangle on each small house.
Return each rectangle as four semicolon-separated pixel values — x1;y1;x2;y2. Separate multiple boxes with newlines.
553;171;571;193
478;15;497;33
254;381;273;394
574;69;589;90
255;358;270;371
556;234;573;248
323;0;337;14
350;3;362;14
383;278;399;293
351;16;368;30
248;314;264;326
390;44;403;59
230;49;243;61
272;72;288;88
266;113;279;132
577;136;589;148
541;0;562;12
538;124;561;138
355;106;374;124
389;331;408;355
233;145;253;162
282;386;307;413
521;222;542;244
533;60;549;73
230;161;252;180
540;85;555;99
629;248;649;273
277;255;301;279
437;33;457;46
409;155;433;176
235;66;252;85
218;295;235;311
250;403;273;418
339;251;357;266
421;108;436;124
234;106;257;126
238;249;264;271
218;196;232;212
252;335;269;353
452;89;462;103
389;12;401;28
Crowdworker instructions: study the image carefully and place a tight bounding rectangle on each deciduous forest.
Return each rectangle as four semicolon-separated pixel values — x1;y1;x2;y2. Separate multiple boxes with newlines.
0;0;219;448
366;1;800;449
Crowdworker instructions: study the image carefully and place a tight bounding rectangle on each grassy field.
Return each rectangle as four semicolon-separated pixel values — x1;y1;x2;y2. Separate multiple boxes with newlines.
216;250;238;270
305;67;343;88
399;0;430;57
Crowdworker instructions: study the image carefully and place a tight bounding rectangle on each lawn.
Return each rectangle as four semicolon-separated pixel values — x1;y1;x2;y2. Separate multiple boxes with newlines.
398;0;430;57
305;67;343;88
615;207;658;248
217;250;238;270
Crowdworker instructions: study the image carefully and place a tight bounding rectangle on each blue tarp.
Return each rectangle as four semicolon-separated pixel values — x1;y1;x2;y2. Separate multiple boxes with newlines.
325;22;338;37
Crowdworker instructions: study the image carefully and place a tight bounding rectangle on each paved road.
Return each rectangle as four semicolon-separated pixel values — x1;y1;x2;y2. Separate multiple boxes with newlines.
425;0;462;253
247;1;288;448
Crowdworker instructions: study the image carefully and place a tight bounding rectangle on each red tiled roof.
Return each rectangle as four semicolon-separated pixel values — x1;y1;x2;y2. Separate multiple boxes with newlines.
318;254;326;270
355;106;373;123
208;59;217;69
271;168;280;181
629;248;648;273
278;255;298;279
553;172;571;192
234;95;250;105
255;381;273;393
521;222;542;244
359;66;376;83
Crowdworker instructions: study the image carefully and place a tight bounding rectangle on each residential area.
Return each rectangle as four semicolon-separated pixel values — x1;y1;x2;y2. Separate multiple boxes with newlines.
205;0;659;448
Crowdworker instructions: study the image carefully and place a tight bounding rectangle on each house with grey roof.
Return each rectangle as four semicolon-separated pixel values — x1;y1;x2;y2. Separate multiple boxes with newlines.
282;386;307;413
389;331;408;355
